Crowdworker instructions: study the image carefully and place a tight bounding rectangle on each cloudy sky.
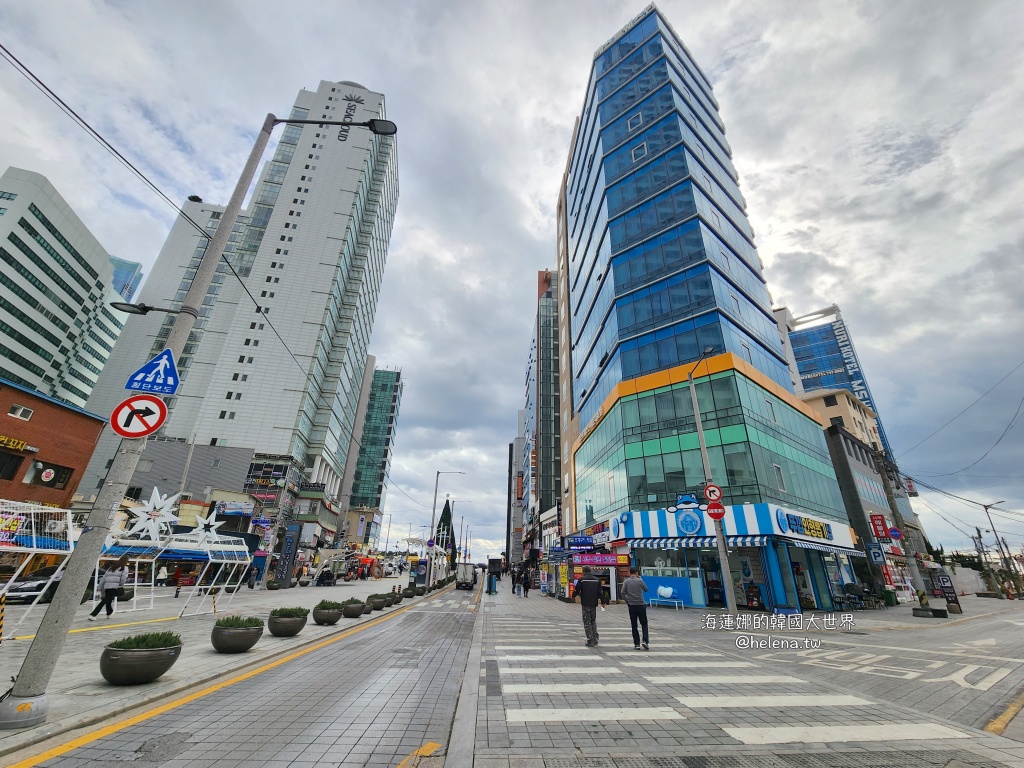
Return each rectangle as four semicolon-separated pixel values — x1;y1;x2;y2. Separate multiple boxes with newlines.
2;1;1023;560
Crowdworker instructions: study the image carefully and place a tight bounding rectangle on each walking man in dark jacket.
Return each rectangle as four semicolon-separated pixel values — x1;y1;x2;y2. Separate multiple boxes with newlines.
574;566;608;647
621;566;649;650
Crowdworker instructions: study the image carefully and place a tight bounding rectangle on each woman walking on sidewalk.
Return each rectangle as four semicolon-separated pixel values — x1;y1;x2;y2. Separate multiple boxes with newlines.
521;569;531;598
89;556;129;620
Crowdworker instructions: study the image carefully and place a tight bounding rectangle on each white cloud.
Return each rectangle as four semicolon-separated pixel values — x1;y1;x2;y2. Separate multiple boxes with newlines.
2;1;1023;555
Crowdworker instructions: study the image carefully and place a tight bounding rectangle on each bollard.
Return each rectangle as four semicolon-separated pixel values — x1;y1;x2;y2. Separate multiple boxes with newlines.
0;592;5;646
212;589;217;614
174;585;181;598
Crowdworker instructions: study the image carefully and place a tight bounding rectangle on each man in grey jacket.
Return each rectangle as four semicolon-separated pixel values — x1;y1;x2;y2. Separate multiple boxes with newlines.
620;566;649;650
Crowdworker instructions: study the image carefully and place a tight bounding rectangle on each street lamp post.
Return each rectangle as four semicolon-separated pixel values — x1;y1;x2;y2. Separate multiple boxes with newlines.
983;501;1013;593
382;513;392;556
0;113;396;728
427;471;464;585
687;346;737;617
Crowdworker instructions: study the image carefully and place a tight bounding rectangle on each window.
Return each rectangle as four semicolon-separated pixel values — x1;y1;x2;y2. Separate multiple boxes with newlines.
226;392;233;399
244;339;251;345
765;399;777;422
740;343;753;364
0;451;24;481
823;395;838;407
719;249;731;273
830;416;845;428
247;357;253;363
228;412;235;420
260;291;267;297
232;373;239;381
238;356;245;363
210;438;218;446
631;142;648;162
241;375;248;382
252;340;259;346
234;392;241;400
773;464;786;492
125;487;143;501
626;112;643;132
730;294;741;315
0;191;17;200
7;404;33;420
219;411;227;419
213;459;221;468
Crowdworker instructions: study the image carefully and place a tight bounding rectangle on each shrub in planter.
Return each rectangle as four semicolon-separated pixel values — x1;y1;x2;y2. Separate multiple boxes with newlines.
342;597;366;618
391;589;403;604
313;599;345;625
415;586;427;596
266;581;281;591
403;587;415;598
368;594;387;611
268;607;309;637
383;594;396;607
101;631;182;685
211;616;264;653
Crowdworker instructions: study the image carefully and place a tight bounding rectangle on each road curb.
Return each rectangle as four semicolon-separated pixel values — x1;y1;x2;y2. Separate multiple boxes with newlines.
0;585;455;760
444;580;483;768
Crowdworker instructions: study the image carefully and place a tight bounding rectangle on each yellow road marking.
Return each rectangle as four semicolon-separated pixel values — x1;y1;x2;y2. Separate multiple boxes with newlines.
396;740;441;768
986;685;1024;735
13;615;179;641
8;586;455;768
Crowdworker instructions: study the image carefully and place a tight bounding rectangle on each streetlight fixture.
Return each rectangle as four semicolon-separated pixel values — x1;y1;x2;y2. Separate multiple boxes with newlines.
109;301;181;316
427;470;464;585
0;111;397;729
687;346;737;617
983;501;1012;585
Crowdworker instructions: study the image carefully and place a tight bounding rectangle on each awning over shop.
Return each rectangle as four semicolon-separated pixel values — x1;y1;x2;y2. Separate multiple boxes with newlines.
790;539;865;558
629;535;771;549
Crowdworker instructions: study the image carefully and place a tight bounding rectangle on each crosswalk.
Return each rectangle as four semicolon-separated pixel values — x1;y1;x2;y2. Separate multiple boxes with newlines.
485;615;976;750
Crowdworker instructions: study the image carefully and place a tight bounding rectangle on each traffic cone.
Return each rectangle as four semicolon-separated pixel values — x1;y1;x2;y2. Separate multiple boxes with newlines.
960;591;966;596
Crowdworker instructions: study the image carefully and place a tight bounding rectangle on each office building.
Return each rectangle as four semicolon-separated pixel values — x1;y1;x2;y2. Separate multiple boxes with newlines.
786;304;894;459
561;5;854;611
81;80;399;528
520;271;561;557
507;412;527;565
349;367;402;509
109;256;144;301
0;167;129;408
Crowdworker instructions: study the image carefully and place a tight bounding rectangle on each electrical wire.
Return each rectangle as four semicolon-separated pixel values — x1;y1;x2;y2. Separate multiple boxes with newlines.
896;358;1024;459
1;41;432;510
913;497;973;537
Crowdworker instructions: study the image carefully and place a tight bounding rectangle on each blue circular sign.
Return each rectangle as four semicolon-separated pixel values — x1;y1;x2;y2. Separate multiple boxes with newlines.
889;527;903;540
677;509;702;536
611;517;621;539
775;508;789;533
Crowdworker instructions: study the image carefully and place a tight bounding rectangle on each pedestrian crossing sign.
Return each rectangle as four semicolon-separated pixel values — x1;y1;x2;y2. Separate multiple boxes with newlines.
125;349;180;395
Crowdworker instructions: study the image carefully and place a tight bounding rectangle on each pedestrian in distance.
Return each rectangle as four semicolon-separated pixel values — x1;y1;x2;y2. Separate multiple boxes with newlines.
89;555;129;621
521;570;530;598
247;565;260;589
156;564;168;587
511;570;520;597
621;566;649;650
574;566;608;646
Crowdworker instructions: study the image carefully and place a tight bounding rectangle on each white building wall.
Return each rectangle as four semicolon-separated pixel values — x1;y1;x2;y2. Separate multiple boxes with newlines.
0;167;128;407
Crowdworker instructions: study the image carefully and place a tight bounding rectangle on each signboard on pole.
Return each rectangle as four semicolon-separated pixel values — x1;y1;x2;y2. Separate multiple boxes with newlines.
706;501;726;520
936;573;962;610
571;553;629;566
869;514;888;539
703;484;723;502
125;349;180;395
109;394;168;439
866;542;886;565
888;527;903;541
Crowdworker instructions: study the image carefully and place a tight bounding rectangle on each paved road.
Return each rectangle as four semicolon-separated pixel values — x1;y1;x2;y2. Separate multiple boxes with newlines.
10;583;1024;767
11;584;477;767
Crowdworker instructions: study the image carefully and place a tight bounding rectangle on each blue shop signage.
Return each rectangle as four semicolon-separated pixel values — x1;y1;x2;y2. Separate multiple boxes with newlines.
776;508;833;541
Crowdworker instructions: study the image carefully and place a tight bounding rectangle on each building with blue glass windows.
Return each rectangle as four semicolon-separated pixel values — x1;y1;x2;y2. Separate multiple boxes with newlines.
109;256;144;301
560;5;859;611
787;304;894;460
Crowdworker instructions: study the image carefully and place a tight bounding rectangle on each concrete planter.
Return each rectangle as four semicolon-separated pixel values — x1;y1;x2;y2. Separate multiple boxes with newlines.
268;616;307;637
363;604;373;614
415;586;426;596
384;595;395;607
100;645;181;685
211;626;263;653
403;588;415;598
266;582;281;591
369;598;386;611
312;608;343;626
392;593;403;604
299;579;311;587
342;603;366;618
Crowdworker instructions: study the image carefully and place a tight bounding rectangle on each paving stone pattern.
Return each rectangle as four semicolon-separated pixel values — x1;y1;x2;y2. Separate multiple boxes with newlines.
472;586;1024;767
37;589;476;768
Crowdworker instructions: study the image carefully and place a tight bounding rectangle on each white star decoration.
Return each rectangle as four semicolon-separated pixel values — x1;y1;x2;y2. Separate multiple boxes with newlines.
194;509;226;546
123;487;180;543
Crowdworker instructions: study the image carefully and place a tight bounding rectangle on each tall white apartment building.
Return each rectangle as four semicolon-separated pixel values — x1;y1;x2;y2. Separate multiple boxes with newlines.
0;167;128;408
82;80;399;506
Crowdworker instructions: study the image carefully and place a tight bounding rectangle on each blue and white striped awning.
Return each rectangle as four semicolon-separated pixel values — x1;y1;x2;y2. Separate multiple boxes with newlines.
791;539;865;557
629;535;770;549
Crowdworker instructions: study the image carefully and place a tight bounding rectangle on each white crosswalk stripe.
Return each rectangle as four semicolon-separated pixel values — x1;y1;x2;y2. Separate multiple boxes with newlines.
503;683;647;693
500;667;620;674
506;707;683;722
622;660;753;668
676;694;871;707
722;723;970;744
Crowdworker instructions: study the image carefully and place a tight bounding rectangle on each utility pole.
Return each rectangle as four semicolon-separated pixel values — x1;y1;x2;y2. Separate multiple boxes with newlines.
0;113;396;729
874;449;926;596
975;527;1002;596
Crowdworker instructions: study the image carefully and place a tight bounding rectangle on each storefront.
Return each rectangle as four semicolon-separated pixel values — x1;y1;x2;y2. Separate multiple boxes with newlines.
610;501;862;612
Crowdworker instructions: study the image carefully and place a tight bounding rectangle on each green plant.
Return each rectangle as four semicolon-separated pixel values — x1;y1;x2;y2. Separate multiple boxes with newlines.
270;607;310;618
214;615;264;629
107;631;182;650
342;597;364;606
315;599;345;611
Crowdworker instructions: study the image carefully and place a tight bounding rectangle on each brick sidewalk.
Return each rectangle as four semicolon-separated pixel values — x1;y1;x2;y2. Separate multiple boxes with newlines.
450;584;1024;767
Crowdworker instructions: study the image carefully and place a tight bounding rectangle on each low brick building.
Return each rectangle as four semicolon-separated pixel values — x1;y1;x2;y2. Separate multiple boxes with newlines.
0;377;107;508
